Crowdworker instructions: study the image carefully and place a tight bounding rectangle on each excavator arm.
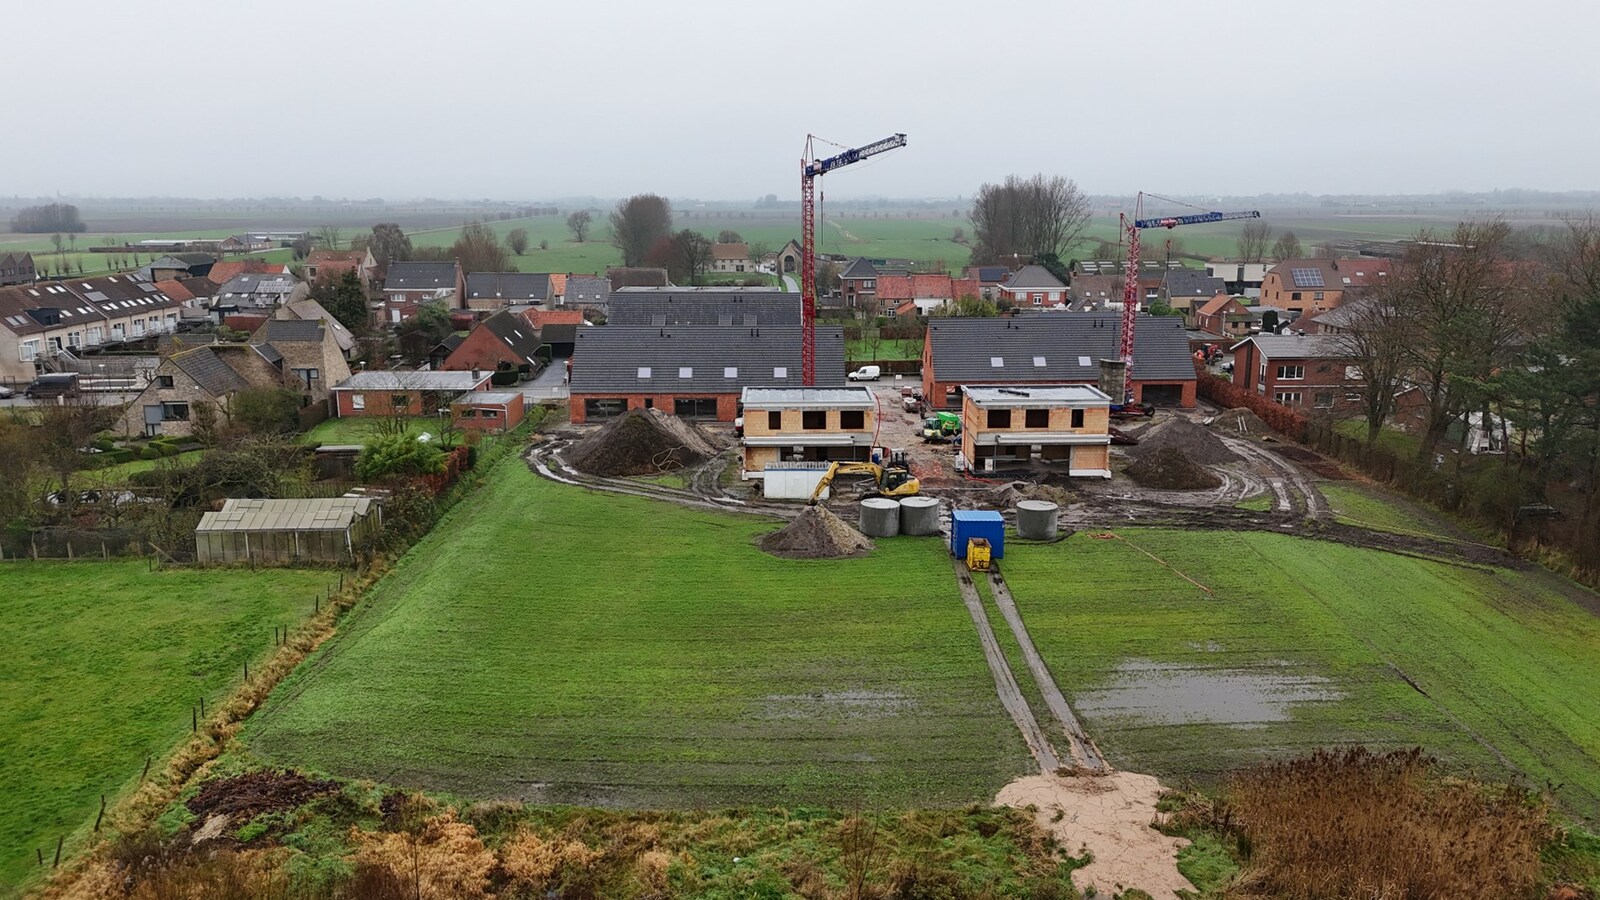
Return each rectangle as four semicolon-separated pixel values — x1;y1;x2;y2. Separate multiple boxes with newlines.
806;462;920;505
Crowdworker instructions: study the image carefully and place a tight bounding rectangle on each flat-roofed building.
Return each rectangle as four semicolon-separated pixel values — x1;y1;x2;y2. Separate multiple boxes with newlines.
738;386;876;475
959;384;1112;478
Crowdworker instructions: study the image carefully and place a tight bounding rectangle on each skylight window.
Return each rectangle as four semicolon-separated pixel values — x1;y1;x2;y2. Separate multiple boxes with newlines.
990;356;1004;368
1078;356;1092;366
1033;356;1047;367
678;367;693;379
724;367;738;378
637;366;652;378
773;366;788;379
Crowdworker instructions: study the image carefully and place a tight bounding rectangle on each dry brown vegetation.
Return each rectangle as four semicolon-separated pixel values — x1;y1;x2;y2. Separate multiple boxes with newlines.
1175;747;1557;899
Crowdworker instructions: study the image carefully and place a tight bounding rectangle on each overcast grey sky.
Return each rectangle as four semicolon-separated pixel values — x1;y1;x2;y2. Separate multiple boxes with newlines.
4;0;1596;200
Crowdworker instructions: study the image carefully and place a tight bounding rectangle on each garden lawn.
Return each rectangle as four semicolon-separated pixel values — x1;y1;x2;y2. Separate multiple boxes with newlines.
1001;530;1600;822
299;416;440;446
246;459;1032;808
1319;481;1457;539
0;562;332;893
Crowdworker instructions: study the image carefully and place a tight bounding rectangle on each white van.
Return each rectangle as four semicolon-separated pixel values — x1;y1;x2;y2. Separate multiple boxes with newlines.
847;365;881;382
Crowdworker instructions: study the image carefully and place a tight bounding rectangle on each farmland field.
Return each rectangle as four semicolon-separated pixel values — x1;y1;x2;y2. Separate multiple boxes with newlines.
1001;530;1600;822
244;458;1032;807
0;562;334;893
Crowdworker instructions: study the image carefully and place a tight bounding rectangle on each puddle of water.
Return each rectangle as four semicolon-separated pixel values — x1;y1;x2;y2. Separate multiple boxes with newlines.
1077;659;1341;727
757;690;914;720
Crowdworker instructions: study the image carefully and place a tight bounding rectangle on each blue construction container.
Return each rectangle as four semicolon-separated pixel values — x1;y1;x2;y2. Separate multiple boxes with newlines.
950;510;1005;560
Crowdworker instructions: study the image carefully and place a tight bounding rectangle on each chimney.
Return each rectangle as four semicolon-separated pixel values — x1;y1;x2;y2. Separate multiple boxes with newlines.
472;368;481;382
1097;358;1126;398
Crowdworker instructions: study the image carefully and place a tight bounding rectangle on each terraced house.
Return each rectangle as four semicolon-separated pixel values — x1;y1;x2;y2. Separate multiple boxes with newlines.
0;275;184;383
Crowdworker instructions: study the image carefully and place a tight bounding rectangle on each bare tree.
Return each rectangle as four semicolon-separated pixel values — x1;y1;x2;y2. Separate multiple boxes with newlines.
1237;221;1271;263
507;228;529;256
609;194;672;266
715;229;743;244
968;174;1091;265
1331;297;1409;446
668;229;713;283
315;225;344;251
566;210;592;243
368;223;412;269
453;222;513;272
1270;231;1303;262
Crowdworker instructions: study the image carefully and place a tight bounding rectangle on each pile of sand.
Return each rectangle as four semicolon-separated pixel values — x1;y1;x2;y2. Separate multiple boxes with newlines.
1128;418;1237;466
1213;407;1275;439
979;481;1075;508
565;409;724;476
1126;447;1223;491
758;506;875;559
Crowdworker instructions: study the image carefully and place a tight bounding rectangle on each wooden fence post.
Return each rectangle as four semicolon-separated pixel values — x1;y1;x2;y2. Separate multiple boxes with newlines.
53;835;62;868
140;756;151;784
94;795;106;832
66;541;73;561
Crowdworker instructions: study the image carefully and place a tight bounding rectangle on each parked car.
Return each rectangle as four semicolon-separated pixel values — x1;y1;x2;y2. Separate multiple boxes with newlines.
847;365;881;381
24;373;80;400
0;385;14;399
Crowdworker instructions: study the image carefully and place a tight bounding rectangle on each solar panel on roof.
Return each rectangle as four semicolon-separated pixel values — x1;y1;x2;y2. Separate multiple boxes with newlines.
1290;268;1325;288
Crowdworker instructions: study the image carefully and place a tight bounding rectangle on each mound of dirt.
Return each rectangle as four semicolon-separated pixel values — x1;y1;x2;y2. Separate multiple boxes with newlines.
980;481;1076;508
565;409;724;476
1212;407;1276;439
758;505;875;559
1125;447;1223;491
1128;418;1238;466
185;770;339;821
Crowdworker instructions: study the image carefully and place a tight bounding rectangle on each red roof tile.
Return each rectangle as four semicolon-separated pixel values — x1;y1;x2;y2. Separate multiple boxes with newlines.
155;279;195;302
521;308;585;329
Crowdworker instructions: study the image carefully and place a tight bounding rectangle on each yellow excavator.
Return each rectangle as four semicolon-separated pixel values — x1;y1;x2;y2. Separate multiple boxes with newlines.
808;461;920;505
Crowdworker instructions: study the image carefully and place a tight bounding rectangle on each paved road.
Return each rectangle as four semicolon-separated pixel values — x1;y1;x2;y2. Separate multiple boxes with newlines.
520;360;568;404
781;274;798;291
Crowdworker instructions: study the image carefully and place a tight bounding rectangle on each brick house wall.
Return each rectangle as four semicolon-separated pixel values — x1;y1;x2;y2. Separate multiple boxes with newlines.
439;324;528;372
740;404;876;472
1232;343;1363;415
570;392;739;424
118;363;220;438
335;381;488;417
453;393;526;433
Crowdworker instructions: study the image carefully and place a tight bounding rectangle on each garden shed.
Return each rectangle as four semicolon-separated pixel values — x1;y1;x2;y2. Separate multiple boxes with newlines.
195;497;381;564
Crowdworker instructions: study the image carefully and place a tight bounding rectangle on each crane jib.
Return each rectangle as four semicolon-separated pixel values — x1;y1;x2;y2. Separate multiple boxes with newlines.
1132;210;1261;229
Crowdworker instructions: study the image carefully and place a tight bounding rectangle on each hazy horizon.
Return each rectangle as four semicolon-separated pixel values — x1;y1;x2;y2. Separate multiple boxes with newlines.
3;0;1596;201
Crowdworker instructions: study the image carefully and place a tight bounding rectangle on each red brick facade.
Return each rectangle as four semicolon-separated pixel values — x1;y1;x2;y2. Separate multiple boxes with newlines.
334;381;490;417
1230;341;1363;415
452;393;526;433
569;392;740;424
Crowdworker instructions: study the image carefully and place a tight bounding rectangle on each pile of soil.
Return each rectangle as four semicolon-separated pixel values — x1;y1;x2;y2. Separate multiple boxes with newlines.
1213;407;1275;439
185;770;338;821
1125;447;1223;491
980;481;1075;508
1128;418;1238;466
566;409;724;476
758;506;875;559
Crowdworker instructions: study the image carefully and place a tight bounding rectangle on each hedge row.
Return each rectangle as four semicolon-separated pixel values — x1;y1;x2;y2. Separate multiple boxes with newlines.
1196;369;1309;439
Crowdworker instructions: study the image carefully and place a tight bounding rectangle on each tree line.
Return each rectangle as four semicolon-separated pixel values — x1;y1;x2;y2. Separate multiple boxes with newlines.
9;203;86;233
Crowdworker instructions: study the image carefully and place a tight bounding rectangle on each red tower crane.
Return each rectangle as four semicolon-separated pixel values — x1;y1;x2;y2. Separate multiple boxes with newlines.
1116;193;1260;402
800;133;906;385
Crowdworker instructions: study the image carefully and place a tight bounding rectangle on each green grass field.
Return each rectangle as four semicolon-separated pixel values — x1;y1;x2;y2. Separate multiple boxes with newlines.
0;562;334;892
1319;481;1457;539
244;459;1032;808
299;416;443;446
1001;530;1600;822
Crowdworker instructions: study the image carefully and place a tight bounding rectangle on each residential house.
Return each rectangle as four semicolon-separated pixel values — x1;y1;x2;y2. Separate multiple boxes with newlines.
710;243;752;273
426;334;466;370
1066;274;1123;311
520;308;585;358
119;343;281;437
1204;259;1272;298
213;273;306;313
563;274;609;313
0;252;36;286
548;273;568;304
439;309;546;375
0;276;184;380
206;259;291;286
877;274;980;317
451;390;526;434
379;261;462;325
304;249;377;288
963;266;1012;300
921;314;1198;408
739;386;877;474
959;385;1112;478
607;291;801;326
1192;294;1253;336
605;266;670;290
248;318;353;402
1229;333;1363;414
568;324;847;423
331;369;493;417
464;272;551;311
1296;300;1381;336
1160;270;1227;317
277;298;358;359
997;265;1068;309
141;253;216;282
839;257;880;310
1259;258;1391;317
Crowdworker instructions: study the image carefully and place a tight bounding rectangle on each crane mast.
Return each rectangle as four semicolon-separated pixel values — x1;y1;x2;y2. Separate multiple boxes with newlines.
1116;195;1260;402
800;133;906;385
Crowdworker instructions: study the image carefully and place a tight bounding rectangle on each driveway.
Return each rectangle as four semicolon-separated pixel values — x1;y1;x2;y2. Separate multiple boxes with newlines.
521;359;569;404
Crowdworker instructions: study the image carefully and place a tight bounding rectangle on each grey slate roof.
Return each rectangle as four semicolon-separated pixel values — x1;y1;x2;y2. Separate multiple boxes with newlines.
171;347;251;396
256;318;325;343
466;272;550;302
254;343;284;365
282;299;354;351
973;266;1010;283
334;370;491;391
925;314;1196;383
607;292;802;326
1230;334;1354;360
840;257;878;279
540;323;578;344
606;266;670;289
477;309;544;365
1162;270;1226;297
1001;265;1066;290
385;262;458;291
570;325;846;394
564;275;610;306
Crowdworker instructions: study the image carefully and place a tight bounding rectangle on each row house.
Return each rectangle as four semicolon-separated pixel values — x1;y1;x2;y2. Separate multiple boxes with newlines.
738;386;877;474
0;275;185;382
0;252;36;286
